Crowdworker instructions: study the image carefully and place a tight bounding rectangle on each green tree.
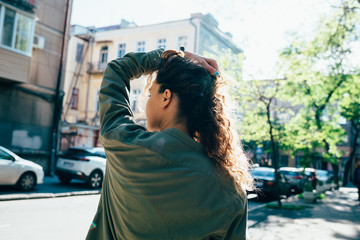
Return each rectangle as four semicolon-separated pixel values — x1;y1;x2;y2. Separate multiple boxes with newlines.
236;79;288;206
279;0;360;186
340;76;360;185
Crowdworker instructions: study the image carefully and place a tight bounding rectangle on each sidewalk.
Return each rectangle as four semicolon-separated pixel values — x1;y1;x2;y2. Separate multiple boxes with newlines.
248;186;360;240
0;176;100;201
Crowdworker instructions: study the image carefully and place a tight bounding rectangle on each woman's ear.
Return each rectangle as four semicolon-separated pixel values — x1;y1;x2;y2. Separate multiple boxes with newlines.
162;89;172;108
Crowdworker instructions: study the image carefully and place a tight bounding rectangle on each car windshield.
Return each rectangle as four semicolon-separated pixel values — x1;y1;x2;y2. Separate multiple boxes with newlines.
281;170;299;176
62;148;104;157
62;149;90;157
251;169;275;178
316;170;328;177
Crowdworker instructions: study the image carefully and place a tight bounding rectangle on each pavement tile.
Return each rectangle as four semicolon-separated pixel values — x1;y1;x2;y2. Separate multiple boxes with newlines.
248;187;360;240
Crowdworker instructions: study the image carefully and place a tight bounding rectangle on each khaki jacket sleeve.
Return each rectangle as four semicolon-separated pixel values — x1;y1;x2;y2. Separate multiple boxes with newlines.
224;198;249;240
99;49;163;138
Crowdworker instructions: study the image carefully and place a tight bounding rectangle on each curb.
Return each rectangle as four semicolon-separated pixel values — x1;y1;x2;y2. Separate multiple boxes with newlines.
0;190;101;201
248;203;267;212
248;194;304;212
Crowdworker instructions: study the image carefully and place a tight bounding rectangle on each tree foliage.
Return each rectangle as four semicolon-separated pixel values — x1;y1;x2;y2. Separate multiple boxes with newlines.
279;0;360;184
340;76;360;184
205;2;360;185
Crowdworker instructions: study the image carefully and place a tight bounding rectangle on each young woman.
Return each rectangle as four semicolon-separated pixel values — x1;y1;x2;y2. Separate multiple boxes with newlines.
86;49;253;240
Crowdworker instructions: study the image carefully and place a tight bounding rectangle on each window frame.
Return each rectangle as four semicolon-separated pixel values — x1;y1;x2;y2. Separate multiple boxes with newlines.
0;3;35;56
99;46;108;63
178;35;188;49
0;149;15;161
157;38;166;49
136;41;145;52
70;88;79;110
75;42;84;63
95;89;100;112
118;43;126;58
130;89;141;112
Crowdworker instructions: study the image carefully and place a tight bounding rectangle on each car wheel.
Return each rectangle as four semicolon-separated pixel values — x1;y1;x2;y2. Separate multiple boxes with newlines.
18;172;36;191
59;176;72;184
87;170;103;189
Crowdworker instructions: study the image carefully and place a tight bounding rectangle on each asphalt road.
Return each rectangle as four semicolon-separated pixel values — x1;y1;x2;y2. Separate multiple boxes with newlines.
0;195;99;240
0;194;266;240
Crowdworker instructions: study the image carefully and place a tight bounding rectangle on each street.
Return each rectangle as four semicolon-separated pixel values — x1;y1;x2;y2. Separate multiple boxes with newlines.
0;193;265;240
1;188;359;240
0;195;99;240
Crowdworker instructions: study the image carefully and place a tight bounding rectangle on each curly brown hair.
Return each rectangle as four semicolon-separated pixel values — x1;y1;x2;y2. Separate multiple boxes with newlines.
148;50;253;194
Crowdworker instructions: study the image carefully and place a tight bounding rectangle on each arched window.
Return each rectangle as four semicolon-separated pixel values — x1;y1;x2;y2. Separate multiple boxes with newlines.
98;46;108;70
100;46;108;63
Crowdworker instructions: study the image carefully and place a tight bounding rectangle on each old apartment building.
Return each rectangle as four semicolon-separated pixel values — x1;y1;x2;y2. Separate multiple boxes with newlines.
61;13;243;150
0;0;72;173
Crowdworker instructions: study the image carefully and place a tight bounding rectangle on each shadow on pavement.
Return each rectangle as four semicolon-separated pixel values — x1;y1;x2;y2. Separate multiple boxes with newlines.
248;187;360;240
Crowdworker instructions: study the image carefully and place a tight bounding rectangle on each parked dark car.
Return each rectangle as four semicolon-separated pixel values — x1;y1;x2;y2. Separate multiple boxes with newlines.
315;169;331;184
251;167;292;199
300;167;318;189
55;147;106;188
280;167;304;193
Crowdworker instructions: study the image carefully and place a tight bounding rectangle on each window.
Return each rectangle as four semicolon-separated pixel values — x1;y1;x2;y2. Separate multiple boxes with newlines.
131;89;141;112
98;46;108;70
95;90;99;112
118;43;126;58
0;149;14;161
100;46;108;63
0;5;35;55
70;88;79;110
178;36;187;49
279;156;289;167
14;13;32;52
295;156;302;167
76;43;84;63
1;7;16;47
137;41;145;52
157;38;166;49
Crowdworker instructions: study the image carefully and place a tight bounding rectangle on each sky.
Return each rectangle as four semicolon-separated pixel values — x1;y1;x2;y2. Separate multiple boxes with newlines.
70;0;334;80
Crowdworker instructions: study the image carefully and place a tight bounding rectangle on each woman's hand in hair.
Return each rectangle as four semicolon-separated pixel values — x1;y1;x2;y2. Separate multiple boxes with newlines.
183;51;220;76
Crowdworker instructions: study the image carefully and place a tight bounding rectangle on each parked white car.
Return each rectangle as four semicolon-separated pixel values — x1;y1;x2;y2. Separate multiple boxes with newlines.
0;146;44;191
55;147;106;188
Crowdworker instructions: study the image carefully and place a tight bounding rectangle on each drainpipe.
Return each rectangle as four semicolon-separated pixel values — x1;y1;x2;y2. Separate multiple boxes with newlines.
189;17;198;53
85;29;95;122
48;0;72;175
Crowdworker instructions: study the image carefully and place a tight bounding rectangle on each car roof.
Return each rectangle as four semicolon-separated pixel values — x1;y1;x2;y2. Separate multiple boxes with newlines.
252;167;275;172
279;167;300;172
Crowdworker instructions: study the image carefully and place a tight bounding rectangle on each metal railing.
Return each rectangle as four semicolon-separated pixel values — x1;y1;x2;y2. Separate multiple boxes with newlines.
88;61;108;73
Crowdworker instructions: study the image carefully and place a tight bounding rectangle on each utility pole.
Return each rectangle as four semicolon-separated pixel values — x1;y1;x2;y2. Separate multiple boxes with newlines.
48;0;72;175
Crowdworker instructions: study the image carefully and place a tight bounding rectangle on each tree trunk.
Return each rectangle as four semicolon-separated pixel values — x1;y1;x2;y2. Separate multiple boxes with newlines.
344;121;359;185
343;159;352;186
266;102;281;207
314;104;341;187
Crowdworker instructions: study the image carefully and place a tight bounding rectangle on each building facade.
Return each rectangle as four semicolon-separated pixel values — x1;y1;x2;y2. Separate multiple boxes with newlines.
0;0;72;173
61;13;243;150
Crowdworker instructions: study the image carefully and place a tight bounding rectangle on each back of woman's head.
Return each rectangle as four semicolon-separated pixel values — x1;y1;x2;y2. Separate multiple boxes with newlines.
155;50;253;194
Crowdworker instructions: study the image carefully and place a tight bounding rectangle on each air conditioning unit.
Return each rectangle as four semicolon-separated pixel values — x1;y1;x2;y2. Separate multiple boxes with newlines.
33;34;45;49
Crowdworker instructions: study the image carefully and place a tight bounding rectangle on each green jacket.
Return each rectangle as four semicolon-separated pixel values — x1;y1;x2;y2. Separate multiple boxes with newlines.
86;50;249;240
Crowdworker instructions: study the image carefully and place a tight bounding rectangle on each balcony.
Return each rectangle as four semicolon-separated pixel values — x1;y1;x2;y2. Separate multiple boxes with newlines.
88;62;108;74
0;47;31;84
2;0;37;13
